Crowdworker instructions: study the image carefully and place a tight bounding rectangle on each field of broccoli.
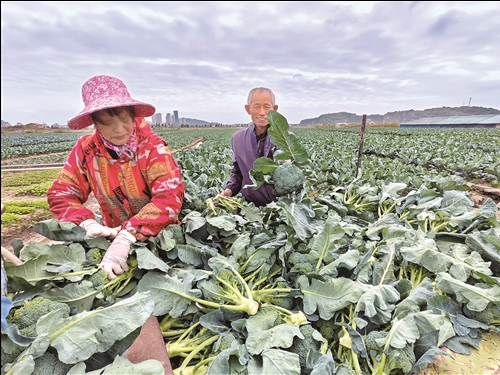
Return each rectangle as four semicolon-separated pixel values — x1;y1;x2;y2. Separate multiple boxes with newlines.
1;113;499;375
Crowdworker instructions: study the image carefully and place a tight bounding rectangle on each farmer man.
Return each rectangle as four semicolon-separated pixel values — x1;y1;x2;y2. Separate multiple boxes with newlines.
219;87;280;207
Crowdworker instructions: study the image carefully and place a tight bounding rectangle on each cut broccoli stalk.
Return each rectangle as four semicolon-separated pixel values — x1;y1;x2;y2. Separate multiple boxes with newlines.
167;322;219;375
159;314;194;338
171;272;259;315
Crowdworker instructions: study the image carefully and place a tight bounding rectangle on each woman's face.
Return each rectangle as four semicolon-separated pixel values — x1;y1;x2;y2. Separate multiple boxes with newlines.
93;108;134;145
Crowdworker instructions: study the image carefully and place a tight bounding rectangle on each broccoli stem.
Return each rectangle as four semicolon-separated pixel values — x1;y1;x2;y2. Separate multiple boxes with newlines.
160;314;190;337
257;267;282;287
243;264;266;284
264;304;307;325
251;287;294;302
174;334;220;374
163;329;189;338
167;284;258;315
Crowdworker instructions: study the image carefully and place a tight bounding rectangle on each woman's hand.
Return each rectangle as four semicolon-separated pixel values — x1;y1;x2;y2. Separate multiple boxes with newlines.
80;219;119;239
99;230;136;280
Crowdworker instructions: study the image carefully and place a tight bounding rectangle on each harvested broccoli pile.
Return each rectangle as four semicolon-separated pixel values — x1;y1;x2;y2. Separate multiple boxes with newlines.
273;163;305;195
7;297;71;338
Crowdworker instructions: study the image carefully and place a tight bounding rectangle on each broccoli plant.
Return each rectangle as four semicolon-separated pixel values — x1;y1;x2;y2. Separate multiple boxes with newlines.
364;330;416;375
288;323;328;375
244;110;310;193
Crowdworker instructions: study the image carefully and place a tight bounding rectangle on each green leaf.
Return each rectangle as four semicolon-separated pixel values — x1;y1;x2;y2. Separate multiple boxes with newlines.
246;323;302;355
299;275;367;320
247;348;301;375
33;291;154;364
20;242;86;266
31;219;86;242
135;247;169;273
267;110;309;166
435;272;500;311
137;272;203;317
38;280;98;313
67;353;165;374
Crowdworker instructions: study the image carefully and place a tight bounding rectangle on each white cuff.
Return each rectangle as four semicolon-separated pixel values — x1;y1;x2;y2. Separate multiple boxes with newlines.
119;230;137;243
80;218;97;228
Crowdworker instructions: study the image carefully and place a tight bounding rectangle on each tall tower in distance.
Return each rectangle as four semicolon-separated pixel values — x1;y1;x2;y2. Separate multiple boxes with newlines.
173;110;179;125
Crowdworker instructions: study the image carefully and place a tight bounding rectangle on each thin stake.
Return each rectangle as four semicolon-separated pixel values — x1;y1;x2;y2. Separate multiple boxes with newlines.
356;114;367;178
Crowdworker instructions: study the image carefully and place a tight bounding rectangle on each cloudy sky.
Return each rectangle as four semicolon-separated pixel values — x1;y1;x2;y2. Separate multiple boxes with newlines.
1;1;499;125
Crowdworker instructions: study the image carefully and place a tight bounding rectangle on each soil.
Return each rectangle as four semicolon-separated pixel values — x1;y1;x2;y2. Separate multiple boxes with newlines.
1;192;100;253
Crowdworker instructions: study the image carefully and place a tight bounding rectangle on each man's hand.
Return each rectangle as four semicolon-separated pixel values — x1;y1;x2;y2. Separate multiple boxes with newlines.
99;230;136;280
80;219;119;239
220;188;232;197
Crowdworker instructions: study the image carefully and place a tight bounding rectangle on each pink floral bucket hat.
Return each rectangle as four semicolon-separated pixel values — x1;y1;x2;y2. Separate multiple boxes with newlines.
68;75;156;130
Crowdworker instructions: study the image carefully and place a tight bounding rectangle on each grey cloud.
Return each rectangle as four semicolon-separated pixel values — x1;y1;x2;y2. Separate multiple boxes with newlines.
1;1;499;125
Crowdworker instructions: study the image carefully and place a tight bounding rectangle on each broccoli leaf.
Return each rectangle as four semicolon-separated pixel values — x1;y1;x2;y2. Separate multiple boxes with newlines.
247;348;301;375
30;291;154;364
267;110;309;166
31;219;87;242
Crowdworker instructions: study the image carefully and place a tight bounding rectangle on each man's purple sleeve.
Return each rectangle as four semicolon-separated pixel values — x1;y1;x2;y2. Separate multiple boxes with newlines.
226;161;242;195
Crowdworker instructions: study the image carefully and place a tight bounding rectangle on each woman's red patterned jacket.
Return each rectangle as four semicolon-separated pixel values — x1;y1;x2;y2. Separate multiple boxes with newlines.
47;118;185;239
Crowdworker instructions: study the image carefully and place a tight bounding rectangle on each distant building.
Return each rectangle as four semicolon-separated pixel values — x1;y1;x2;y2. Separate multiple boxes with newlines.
166;113;172;125
152;113;162;125
400;115;500;129
173;110;179;125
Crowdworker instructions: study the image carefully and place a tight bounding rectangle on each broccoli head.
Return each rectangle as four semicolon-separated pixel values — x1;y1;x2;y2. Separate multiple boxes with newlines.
85;248;105;265
210;332;239;356
288;251;314;274
166;223;186;245
312;318;337;343
288;324;325;375
273;163;305;195
33;351;72;375
1;337;24;369
7;297;70;338
88;269;109;288
463;303;500;326
365;330;416;374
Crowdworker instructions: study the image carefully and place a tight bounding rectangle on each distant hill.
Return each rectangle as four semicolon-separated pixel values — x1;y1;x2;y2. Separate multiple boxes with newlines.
298;106;500;126
184;118;211;126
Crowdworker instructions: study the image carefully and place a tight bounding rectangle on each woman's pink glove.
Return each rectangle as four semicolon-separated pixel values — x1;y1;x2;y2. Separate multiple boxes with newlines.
99;230;136;280
80;219;119;239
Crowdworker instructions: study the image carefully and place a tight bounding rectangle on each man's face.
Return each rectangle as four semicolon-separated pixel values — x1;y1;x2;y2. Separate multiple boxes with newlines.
245;90;278;132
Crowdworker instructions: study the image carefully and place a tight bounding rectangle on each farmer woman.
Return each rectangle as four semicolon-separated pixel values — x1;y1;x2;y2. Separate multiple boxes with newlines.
47;75;185;281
